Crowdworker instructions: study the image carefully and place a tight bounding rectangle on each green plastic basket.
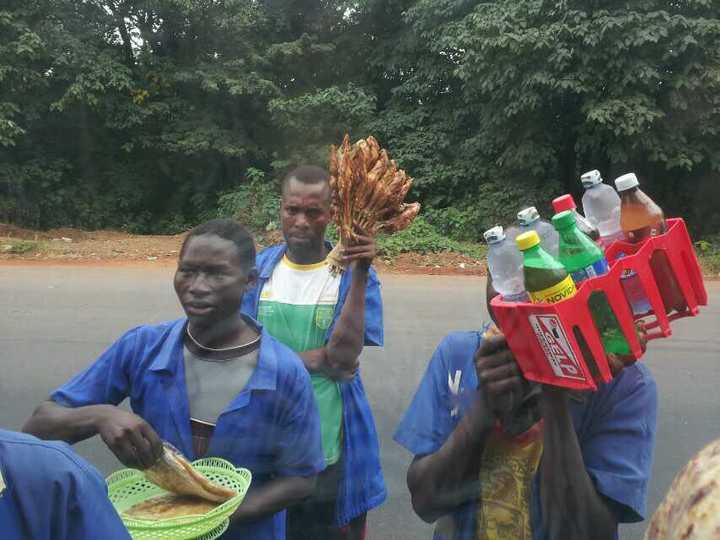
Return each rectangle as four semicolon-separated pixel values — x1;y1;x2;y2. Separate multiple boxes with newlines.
107;457;252;540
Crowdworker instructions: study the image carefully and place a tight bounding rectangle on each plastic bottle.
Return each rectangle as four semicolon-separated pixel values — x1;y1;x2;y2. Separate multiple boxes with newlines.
552;210;631;355
580;170;624;246
581;169;651;316
552;194;600;241
615;173;686;314
516;206;559;257
516;230;576;304
484;226;529;302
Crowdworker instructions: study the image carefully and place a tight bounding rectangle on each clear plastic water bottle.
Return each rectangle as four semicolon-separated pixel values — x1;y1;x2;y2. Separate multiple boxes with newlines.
580;170;624;247
515;206;559;257
552;194;600;242
484;225;529;302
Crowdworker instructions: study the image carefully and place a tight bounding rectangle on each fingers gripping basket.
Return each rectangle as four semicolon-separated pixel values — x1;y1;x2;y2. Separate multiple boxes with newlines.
107;458;252;540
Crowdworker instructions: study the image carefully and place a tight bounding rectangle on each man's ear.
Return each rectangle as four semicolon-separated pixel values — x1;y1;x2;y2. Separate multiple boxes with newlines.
245;267;259;291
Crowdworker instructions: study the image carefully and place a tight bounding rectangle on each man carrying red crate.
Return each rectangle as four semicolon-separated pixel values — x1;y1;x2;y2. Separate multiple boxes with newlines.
394;284;658;540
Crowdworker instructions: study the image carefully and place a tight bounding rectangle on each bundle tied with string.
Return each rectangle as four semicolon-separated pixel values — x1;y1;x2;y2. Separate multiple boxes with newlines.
326;134;421;276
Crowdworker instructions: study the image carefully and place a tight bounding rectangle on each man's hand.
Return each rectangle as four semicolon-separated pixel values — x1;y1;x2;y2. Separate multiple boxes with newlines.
342;232;377;271
95;407;164;469
474;334;524;420
608;321;649;375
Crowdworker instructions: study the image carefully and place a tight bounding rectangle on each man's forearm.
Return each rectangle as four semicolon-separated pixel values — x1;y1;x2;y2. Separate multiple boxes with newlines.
231;475;315;524
324;266;368;375
539;388;617;540
407;397;494;523
23;401;110;443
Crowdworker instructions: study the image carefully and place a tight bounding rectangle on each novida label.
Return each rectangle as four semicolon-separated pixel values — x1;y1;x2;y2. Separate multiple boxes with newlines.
529;275;577;304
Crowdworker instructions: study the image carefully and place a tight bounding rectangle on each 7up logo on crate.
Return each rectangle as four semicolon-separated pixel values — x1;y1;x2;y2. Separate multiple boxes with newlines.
529;314;586;382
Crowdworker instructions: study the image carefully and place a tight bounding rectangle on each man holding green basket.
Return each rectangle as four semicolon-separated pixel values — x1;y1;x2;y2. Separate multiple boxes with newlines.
23;219;325;540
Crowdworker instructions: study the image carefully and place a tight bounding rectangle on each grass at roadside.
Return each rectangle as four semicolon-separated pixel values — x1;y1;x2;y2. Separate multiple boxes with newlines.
696;238;720;278
1;239;42;255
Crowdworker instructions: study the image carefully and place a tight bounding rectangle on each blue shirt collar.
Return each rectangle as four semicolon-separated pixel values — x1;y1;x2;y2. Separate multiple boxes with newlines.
149;316;277;392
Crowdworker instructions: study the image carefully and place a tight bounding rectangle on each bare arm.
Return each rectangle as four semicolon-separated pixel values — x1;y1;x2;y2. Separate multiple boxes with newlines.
231;475;315;524
407;397;493;523
23;401;163;469
24;401;110;444
300;235;376;381
539;388;617;540
408;334;523;523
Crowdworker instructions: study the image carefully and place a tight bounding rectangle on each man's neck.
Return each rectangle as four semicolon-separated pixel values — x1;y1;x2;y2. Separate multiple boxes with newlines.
188;313;256;349
286;243;327;265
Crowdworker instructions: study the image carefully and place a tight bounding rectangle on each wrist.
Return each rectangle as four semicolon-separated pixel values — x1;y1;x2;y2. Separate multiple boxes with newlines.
540;386;569;414
352;258;371;272
468;397;495;438
90;404;114;429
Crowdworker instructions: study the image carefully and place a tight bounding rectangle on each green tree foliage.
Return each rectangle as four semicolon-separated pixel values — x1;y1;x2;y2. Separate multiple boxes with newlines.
1;0;719;237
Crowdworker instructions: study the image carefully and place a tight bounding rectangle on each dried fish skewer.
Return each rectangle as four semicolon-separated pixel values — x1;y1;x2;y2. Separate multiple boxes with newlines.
327;134;421;275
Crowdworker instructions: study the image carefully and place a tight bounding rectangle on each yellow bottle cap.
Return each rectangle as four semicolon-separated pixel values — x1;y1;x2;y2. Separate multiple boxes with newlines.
516;230;541;251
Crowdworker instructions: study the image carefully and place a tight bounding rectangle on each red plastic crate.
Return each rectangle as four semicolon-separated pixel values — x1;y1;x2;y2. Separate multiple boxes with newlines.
490;218;708;391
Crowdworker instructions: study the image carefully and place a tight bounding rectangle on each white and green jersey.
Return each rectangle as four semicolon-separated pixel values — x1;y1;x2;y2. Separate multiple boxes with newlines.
257;255;343;465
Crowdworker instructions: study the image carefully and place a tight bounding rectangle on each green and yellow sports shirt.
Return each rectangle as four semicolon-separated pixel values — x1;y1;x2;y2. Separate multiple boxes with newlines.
257;255;343;465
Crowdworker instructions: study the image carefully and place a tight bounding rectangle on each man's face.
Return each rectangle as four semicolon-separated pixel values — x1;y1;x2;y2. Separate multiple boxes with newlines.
281;178;332;255
173;234;256;328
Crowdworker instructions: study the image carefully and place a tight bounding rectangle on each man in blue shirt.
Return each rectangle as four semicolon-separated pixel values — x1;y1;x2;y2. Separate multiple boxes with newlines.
23;219;325;540
242;166;385;539
0;428;130;540
394;285;658;540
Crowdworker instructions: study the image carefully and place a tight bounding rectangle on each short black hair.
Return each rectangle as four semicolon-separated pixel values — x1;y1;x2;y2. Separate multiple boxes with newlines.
281;165;330;196
180;219;255;269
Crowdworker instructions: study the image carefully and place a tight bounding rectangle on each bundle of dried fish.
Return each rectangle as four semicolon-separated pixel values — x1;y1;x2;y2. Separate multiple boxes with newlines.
144;443;236;503
327;134;420;275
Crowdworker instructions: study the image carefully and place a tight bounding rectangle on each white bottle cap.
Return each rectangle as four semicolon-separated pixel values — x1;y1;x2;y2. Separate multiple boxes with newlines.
581;169;603;187
517;207;540;226
483;225;505;244
614;173;639;192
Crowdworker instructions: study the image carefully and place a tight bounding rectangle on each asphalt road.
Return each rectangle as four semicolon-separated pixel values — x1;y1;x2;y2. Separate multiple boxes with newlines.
1;265;718;540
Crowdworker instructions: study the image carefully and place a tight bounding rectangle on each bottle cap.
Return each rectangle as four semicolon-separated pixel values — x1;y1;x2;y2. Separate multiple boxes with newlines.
516;231;541;251
552;194;576;214
581;169;602;187
483;225;505;244
517;206;540;226
551;210;576;230
615;173;639;192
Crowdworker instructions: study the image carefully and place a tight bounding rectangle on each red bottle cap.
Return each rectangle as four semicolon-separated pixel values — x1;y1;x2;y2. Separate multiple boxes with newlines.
552;194;576;214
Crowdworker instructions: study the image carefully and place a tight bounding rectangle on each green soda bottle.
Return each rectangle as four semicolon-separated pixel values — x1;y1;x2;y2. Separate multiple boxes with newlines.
551;210;631;355
516;231;576;304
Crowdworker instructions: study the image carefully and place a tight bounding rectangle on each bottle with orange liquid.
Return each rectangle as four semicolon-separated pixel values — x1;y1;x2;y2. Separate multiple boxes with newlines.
614;173;686;314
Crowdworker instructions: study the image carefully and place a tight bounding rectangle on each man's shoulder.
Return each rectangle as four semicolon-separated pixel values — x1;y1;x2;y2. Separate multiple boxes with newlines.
435;331;482;363
0;430;101;487
602;362;657;402
256;244;286;269
121;319;183;345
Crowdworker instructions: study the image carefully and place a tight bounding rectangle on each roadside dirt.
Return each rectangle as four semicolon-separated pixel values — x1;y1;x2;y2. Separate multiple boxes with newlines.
0;224;486;276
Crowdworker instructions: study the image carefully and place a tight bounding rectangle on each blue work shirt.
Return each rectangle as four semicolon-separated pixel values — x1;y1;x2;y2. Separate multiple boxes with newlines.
0;428;130;540
394;331;658;540
51;316;325;540
242;243;386;526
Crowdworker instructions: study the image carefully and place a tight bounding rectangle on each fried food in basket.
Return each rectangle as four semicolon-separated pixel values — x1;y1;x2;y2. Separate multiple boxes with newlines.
124;494;219;520
144;443;236;503
327;134;420;275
